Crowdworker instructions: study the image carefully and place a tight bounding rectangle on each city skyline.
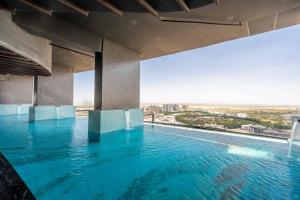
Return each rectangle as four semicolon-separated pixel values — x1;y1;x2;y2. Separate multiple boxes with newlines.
74;24;300;106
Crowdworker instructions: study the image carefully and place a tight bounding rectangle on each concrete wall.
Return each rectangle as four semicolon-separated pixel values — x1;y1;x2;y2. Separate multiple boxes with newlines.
37;64;73;106
102;39;140;110
0;75;32;104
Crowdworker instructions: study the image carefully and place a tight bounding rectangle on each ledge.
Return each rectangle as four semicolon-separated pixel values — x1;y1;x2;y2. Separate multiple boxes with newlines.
0;153;36;200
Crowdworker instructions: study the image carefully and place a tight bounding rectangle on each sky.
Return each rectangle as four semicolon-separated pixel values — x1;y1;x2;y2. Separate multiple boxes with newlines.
74;25;300;106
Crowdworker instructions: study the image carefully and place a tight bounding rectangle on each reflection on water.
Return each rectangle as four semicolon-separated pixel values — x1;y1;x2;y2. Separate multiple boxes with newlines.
88;131;100;143
228;145;274;160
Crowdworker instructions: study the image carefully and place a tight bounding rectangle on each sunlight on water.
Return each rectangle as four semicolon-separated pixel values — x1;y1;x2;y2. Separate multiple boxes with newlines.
228;145;274;160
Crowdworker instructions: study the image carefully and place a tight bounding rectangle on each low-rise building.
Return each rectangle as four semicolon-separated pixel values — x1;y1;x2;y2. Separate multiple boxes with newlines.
241;124;266;134
237;113;247;118
241;124;289;137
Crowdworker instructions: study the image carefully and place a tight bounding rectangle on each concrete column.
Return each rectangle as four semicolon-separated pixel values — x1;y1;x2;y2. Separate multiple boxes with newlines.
0;75;33;115
0;11;51;116
29;64;75;121
88;39;143;141
36;64;73;106
0;75;33;104
101;39;140;110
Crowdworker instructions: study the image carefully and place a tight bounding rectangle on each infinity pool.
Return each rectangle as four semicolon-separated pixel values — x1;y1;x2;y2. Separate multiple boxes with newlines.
0;115;300;199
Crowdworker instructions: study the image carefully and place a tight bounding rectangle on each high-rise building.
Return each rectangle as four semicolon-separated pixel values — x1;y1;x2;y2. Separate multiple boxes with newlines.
163;104;179;112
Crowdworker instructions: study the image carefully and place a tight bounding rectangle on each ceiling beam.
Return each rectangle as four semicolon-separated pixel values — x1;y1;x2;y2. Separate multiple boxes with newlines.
18;0;52;15
136;0;159;18
175;0;190;14
57;0;89;16
160;17;242;26
96;0;123;16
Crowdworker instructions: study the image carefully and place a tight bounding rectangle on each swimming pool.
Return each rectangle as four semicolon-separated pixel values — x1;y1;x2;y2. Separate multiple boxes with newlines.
0;115;299;199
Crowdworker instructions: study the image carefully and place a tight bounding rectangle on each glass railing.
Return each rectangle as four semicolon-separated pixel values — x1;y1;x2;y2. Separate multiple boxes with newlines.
144;112;292;139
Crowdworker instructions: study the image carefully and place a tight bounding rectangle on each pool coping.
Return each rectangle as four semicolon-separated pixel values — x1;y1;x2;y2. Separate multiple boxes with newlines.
144;122;288;144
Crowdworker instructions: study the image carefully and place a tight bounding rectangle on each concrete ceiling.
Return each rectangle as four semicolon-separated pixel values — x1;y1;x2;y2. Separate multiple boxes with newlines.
2;0;300;72
52;45;94;73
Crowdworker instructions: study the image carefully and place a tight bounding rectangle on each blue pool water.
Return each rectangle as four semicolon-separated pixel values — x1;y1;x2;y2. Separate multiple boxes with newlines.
0;115;300;200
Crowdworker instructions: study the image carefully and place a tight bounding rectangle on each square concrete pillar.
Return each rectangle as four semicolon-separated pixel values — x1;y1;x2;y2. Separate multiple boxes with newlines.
0;104;18;116
0;75;33;116
29;106;57;122
88;39;142;141
101;39;140;110
29;105;75;121
29;64;75;121
88;109;144;142
0;75;33;105
88;109;125;142
36;64;73;106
